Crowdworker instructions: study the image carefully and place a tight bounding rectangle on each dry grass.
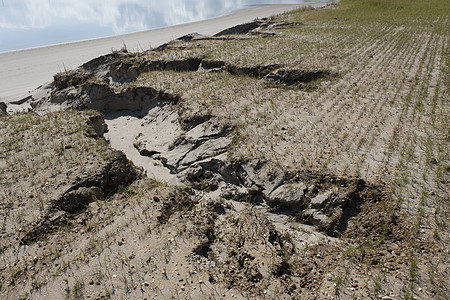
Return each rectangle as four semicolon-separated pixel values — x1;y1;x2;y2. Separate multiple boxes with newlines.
133;1;449;296
0;0;448;299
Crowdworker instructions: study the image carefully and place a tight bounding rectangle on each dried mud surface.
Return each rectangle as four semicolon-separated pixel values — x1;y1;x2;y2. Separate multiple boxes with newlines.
1;1;449;299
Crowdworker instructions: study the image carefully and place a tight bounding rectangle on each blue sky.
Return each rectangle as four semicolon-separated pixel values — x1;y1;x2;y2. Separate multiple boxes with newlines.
0;0;328;52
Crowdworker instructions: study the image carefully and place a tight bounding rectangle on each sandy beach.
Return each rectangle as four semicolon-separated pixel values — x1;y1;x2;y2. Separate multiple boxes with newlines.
0;4;323;106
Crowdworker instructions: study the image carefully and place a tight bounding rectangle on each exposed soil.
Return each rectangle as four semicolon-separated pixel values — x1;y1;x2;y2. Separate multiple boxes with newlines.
1;1;449;299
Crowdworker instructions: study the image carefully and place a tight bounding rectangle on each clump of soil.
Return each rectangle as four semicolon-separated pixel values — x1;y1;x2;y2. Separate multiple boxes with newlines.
0;102;7;116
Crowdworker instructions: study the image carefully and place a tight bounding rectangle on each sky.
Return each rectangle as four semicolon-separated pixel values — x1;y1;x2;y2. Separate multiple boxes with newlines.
0;0;329;52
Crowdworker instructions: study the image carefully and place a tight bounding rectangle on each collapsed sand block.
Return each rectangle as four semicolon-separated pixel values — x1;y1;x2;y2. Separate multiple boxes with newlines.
0;101;7;115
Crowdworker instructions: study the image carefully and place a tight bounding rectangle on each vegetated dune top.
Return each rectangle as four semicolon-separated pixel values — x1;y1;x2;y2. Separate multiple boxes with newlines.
0;0;448;299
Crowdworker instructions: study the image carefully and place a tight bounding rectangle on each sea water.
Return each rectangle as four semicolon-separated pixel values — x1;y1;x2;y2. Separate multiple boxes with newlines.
0;0;330;52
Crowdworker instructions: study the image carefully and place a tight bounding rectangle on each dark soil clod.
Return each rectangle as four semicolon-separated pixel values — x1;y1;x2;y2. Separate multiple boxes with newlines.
265;68;337;88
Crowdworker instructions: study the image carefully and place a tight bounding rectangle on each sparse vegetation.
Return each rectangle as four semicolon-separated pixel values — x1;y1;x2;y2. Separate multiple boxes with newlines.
0;0;448;299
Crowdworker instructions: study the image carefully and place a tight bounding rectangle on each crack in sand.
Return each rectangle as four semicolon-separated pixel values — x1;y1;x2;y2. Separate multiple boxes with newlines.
104;107;182;185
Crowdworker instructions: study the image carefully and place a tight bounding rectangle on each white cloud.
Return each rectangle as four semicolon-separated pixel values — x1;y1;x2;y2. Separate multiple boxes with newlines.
0;0;314;33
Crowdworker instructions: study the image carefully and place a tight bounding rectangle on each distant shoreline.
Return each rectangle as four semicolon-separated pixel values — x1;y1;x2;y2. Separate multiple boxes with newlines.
0;1;335;54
